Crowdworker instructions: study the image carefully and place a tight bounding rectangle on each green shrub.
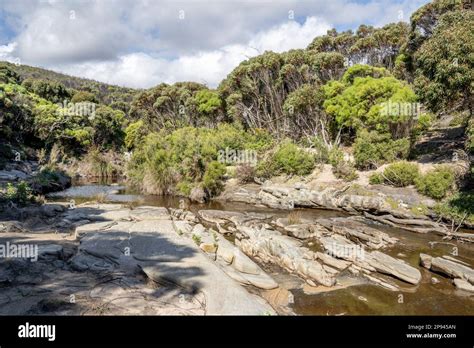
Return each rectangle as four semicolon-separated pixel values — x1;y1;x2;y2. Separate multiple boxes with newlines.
415;166;455;199
4;181;33;205
258;141;315;178
383;161;420;187
369;172;384;185
202;161;227;196
434;191;474;225
124;120;145;150
176;181;193;196
353;130;410;169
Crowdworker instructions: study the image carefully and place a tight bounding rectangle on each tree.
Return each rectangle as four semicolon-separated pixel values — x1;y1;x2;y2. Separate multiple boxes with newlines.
413;10;474;114
22;79;71;104
90;106;125;149
71;90;98;104
322;65;418;136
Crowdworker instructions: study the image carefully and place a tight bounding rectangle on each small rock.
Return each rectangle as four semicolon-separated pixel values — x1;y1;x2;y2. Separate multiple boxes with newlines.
217;246;235;264
420;253;433;269
431;277;440;284
199;243;217;254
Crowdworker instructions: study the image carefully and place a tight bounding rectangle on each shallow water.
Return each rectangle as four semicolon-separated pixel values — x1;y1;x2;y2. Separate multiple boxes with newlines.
48;182;474;315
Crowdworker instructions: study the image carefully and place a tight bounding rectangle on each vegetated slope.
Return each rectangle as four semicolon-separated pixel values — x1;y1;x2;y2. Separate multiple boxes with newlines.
2;61;139;108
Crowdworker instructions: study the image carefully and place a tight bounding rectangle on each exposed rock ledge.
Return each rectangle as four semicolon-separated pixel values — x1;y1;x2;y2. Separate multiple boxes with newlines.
218;181;473;239
420;253;474;292
198;209;422;291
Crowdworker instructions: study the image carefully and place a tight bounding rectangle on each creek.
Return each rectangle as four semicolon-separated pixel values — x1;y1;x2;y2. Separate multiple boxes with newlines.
48;180;474;315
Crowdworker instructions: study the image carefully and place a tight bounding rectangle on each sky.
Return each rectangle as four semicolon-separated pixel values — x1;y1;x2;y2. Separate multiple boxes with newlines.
0;0;430;89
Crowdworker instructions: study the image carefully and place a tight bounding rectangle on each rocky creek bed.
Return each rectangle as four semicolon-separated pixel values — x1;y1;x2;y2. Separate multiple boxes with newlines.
0;183;473;315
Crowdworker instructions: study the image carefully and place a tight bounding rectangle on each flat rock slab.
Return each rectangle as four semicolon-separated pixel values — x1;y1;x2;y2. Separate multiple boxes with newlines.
199;210;244;224
73;213;274;315
366;251;421;285
430;256;474;284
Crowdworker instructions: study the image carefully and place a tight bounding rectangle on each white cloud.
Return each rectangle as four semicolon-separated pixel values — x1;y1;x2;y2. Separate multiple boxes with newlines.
0;0;430;88
0;42;17;62
55;16;330;88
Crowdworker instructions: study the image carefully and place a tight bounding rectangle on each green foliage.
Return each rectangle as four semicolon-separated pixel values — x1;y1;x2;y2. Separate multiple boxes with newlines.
323;70;417;133
415;165;455;199
341;64;390;84
176;181;193;196
4;181;33;205
353;130;410;169
202;161;227;196
382;161;420;187
328;147;344;166
434;191;474;225
81;150;119;178
308;136;330;163
307;23;409;69
369;172;384;185
130;82;210;131
0;64;20;84
219;48;345;138
128;124;266;197
413;9;474;113
194;89;222;118
327;147;358;181
90;106;125;150
283;84;331;139
125;120;145;150
22;78;71;103
71;90;98;103
257;141;316;178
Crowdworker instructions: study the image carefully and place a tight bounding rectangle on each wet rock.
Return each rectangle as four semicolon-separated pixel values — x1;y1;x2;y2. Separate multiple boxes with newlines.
420;253;432;269
365;251;421;285
320;234;420;285
430;256;474;284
